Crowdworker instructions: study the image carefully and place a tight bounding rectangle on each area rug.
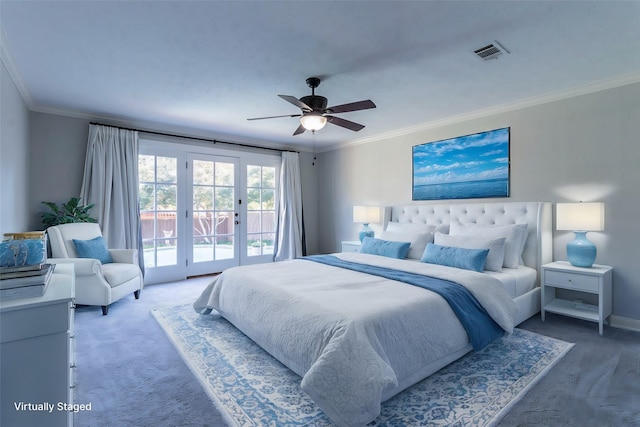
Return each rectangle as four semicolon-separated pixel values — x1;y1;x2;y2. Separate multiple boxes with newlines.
152;304;573;427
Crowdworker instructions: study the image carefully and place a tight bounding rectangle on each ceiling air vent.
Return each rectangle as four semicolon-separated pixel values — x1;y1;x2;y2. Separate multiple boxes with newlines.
474;41;509;60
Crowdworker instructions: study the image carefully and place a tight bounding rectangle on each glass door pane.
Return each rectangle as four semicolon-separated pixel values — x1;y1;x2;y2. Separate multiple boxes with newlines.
188;154;240;275
245;165;276;259
138;153;186;283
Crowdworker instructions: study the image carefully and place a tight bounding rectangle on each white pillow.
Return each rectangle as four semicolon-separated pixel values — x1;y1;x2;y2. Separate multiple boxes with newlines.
449;223;528;268
381;223;435;260
433;232;506;272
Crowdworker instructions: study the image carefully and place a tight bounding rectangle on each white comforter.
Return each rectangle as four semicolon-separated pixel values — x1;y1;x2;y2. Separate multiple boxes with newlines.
193;252;516;426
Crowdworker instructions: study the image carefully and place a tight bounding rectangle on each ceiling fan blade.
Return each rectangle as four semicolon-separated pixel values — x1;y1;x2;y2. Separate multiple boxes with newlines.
326;115;365;132
293;124;306;136
247;113;301;121
327;99;376;114
279;95;312;111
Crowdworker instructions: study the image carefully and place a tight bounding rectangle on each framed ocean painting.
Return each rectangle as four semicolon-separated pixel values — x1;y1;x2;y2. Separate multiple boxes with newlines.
412;127;510;200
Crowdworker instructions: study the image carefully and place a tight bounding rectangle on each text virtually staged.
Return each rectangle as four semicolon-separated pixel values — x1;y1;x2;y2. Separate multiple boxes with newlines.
13;401;92;413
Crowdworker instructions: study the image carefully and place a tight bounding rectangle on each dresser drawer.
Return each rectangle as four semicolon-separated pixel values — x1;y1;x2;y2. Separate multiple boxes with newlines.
545;270;599;292
0;301;70;343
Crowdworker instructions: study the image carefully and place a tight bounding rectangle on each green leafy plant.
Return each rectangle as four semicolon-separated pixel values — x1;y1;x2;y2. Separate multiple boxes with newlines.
40;197;97;228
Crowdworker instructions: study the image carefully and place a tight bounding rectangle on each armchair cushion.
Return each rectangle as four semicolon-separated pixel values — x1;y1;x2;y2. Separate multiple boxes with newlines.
73;236;113;264
101;263;142;288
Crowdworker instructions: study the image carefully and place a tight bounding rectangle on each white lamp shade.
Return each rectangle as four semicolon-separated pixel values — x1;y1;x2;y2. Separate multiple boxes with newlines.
353;206;381;224
556;202;604;231
300;114;327;131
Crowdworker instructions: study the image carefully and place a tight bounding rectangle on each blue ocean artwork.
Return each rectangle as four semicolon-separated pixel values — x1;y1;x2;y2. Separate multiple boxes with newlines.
412;128;510;200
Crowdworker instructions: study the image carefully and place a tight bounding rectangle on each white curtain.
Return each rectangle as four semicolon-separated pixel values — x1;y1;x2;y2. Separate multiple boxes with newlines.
80;124;143;270
273;151;306;261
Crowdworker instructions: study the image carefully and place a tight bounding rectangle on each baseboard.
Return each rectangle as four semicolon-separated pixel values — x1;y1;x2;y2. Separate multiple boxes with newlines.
609;315;640;333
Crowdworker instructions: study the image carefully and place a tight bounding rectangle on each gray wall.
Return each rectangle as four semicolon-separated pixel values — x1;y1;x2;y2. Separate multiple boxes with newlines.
298;152;319;255
28;113;89;229
317;82;640;323
1;61;30;236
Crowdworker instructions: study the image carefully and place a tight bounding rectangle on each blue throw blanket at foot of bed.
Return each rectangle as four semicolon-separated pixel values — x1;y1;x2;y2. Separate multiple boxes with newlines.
303;255;504;350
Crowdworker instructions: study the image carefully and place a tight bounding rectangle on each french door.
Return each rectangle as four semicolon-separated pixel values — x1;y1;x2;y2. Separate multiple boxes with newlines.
139;151;186;284
187;154;240;276
243;162;277;265
139;143;279;284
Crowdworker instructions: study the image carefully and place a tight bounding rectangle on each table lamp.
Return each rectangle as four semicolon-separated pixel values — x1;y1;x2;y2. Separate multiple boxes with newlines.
353;206;381;242
556;202;604;268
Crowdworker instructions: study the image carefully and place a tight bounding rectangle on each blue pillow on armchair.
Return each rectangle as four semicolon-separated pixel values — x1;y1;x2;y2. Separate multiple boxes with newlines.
73;236;113;264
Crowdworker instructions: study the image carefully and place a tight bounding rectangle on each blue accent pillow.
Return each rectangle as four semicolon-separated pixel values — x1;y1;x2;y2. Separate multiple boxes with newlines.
359;237;411;259
73;236;113;264
420;243;489;272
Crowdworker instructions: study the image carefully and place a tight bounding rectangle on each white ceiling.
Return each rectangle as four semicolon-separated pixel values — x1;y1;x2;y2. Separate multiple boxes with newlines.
2;1;640;151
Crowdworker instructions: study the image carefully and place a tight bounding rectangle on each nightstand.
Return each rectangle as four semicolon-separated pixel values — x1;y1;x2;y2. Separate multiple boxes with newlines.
341;241;361;253
541;261;612;335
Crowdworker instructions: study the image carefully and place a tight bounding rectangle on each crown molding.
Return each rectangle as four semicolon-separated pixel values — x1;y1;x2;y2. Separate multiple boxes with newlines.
323;72;640;153
0;28;34;108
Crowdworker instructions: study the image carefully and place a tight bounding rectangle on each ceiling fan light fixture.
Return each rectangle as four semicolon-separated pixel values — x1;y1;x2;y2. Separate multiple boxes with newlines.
300;113;327;131
248;77;375;135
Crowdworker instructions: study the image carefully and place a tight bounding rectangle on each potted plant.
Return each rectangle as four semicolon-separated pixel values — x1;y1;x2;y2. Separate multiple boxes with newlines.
40;197;97;228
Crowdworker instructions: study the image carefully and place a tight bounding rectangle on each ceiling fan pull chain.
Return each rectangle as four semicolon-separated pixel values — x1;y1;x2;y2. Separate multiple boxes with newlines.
312;132;317;166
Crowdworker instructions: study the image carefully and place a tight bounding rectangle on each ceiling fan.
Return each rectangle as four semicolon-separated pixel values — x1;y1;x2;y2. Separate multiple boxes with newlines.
247;77;376;136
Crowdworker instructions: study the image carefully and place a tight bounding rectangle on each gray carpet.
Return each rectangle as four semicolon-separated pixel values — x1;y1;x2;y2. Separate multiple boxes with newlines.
74;277;640;427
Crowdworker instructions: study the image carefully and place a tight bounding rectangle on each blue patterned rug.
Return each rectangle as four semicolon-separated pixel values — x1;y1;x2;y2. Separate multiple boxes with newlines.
152;304;573;427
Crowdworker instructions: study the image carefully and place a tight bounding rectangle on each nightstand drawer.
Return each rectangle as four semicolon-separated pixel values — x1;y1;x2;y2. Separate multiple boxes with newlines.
545;270;599;292
341;241;361;253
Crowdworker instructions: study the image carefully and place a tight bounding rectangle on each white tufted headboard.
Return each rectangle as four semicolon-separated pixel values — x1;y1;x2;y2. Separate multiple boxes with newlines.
383;202;552;285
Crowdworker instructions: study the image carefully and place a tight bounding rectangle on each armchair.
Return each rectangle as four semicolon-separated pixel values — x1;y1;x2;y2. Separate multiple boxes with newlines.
47;223;143;315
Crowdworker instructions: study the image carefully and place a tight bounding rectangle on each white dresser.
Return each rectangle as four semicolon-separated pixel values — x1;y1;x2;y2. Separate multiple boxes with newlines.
1;264;75;427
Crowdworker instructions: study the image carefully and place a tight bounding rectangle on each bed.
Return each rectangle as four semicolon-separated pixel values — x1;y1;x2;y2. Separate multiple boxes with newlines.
194;201;552;426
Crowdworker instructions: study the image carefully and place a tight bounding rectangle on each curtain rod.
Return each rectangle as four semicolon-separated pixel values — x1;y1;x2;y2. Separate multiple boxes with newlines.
89;122;295;153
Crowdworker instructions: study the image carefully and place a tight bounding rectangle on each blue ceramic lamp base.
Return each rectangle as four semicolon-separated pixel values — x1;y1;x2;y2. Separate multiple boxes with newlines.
566;231;597;268
358;223;374;242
